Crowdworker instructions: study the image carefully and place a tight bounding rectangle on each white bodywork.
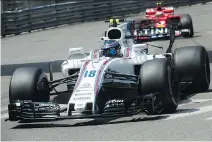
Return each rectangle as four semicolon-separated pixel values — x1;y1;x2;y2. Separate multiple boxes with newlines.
61;22;167;115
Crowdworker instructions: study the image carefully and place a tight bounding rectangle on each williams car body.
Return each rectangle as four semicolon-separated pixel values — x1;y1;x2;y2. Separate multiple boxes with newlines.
6;23;210;123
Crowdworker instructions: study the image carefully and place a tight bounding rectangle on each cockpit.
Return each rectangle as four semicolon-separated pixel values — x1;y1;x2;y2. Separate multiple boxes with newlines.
155;11;164;17
102;40;122;57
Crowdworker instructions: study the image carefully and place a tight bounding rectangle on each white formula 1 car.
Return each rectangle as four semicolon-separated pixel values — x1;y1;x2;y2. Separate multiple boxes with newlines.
6;22;210;123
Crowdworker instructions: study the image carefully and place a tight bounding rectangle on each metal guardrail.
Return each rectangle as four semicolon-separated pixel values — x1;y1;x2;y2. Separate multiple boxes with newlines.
1;0;212;37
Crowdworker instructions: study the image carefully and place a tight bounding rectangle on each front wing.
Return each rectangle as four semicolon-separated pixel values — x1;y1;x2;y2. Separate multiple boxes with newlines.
5;66;193;123
6;100;144;123
6;69;143;123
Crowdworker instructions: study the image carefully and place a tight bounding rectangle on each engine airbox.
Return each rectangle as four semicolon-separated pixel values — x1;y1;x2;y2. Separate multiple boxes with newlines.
106;28;123;40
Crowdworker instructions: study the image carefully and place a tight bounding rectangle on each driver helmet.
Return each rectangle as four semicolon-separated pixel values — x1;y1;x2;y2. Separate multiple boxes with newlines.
157;6;162;11
156;2;162;11
102;40;122;57
155;11;164;17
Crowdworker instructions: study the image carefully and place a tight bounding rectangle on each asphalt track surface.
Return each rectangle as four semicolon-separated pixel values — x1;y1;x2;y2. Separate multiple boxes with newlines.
1;3;212;141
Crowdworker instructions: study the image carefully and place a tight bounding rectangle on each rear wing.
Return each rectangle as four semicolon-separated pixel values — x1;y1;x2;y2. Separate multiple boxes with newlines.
131;17;180;52
163;7;174;13
146;6;174;16
135;16;180;27
146;8;156;15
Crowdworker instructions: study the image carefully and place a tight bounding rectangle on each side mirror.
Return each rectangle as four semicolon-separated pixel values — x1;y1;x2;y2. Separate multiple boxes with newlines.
100;36;109;40
49;60;68;81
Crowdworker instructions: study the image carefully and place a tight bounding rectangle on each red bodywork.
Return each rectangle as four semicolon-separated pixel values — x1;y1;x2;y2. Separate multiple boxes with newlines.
145;6;181;28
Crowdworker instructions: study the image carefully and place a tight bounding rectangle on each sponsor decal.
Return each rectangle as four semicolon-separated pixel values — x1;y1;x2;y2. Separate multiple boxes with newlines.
76;104;83;107
84;70;97;77
73;96;91;101
156;21;165;28
105;99;124;108
157;24;165;28
75;93;92;96
139;28;168;35
80;83;92;89
38;103;56;107
76;89;94;92
35;103;60;111
108;99;124;103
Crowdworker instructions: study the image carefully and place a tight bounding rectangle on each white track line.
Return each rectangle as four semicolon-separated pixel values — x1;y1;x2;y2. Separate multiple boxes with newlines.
1;113;8;119
205;117;212;120
1;107;8;112
179;99;212;107
164;105;212;120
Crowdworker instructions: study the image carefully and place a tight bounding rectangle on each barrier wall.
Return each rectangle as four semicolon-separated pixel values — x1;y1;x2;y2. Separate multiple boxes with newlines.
1;0;211;37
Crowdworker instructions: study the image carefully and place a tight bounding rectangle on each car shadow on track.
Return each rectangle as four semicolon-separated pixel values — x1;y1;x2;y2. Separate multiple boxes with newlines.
11;115;168;129
174;108;199;114
205;89;212;92
178;89;212;106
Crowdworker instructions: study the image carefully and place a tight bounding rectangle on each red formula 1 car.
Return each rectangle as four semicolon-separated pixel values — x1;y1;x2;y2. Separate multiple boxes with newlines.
131;4;194;40
146;3;175;19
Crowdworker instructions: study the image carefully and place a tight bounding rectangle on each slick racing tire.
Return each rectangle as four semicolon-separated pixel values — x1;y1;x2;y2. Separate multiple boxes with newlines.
140;58;180;114
9;67;50;103
174;46;210;93
180;14;194;37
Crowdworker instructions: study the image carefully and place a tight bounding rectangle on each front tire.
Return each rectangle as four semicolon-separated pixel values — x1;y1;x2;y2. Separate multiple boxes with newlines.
9;67;50;103
140;58;180;114
180;14;194;37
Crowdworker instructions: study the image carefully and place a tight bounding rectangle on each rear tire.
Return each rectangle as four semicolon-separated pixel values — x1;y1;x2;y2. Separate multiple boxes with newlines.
180;14;194;37
174;46;210;93
140;58;180;114
9;67;50;103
